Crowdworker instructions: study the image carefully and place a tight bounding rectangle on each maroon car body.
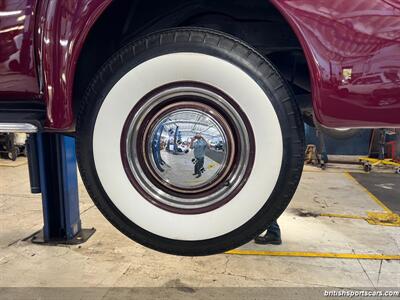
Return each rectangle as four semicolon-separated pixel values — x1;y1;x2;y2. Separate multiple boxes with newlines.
2;0;400;256
1;0;400;128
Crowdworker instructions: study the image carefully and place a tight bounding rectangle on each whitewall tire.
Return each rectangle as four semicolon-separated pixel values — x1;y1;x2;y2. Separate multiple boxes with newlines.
76;28;304;256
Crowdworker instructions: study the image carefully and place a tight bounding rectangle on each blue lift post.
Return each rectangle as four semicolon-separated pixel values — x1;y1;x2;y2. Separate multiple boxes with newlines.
28;133;95;245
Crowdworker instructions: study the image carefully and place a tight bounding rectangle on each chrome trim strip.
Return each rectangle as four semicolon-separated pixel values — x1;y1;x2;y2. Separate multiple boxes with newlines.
0;123;38;133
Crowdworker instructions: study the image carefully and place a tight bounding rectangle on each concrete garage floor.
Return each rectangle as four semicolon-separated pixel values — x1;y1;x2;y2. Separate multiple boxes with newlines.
159;149;221;186
0;158;399;297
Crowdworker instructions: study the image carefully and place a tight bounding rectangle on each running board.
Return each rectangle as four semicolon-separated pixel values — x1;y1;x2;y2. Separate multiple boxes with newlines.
0;101;46;132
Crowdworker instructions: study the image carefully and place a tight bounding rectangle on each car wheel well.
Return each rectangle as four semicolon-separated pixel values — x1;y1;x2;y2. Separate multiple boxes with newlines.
73;0;312;119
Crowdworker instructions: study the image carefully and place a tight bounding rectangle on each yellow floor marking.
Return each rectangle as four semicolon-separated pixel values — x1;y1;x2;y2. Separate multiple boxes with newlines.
317;173;399;226
360;157;400;167
320;212;400;227
366;212;400;227
229;167;400;259
320;213;366;220
226;250;400;260
343;172;393;213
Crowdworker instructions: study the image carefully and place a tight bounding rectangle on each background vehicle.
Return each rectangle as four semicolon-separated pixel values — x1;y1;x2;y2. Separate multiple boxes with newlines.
176;144;189;154
339;73;400;97
1;0;399;256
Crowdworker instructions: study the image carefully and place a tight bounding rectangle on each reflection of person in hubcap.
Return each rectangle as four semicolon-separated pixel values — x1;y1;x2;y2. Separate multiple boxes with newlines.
190;133;210;178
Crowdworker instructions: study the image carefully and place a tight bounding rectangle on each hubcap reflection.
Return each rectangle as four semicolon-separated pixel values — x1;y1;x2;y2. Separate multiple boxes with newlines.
122;83;255;213
147;108;233;191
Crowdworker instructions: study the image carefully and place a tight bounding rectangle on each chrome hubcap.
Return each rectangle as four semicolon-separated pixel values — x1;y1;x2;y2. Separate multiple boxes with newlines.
122;83;255;213
146;105;234;192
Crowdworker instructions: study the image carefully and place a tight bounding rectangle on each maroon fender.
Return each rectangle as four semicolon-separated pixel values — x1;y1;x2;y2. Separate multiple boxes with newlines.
2;1;400;129
271;0;400;128
37;0;112;129
0;0;40;99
